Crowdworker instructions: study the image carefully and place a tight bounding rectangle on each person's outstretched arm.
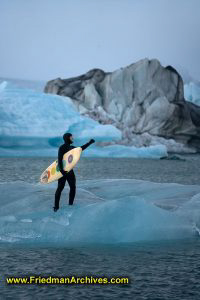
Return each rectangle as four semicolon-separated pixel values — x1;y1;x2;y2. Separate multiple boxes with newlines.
81;139;95;151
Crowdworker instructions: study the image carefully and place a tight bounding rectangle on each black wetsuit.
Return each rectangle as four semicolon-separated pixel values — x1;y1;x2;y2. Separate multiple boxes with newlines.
54;141;92;208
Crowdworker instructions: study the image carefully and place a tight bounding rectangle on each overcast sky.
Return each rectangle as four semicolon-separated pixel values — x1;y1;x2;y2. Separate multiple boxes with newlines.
0;0;200;81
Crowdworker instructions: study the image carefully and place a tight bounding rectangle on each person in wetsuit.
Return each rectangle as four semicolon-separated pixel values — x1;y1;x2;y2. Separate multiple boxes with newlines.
54;133;95;211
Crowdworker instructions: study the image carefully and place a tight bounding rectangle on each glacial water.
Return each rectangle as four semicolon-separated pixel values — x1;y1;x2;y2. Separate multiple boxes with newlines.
1;156;200;299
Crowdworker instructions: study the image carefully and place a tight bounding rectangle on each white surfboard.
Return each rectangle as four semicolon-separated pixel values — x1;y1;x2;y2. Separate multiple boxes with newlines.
40;147;82;184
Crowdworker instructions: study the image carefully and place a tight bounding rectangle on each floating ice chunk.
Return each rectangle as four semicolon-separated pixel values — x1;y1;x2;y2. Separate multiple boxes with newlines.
69;120;121;141
0;81;8;92
184;82;200;106
83;144;167;158
0;180;200;244
20;219;32;223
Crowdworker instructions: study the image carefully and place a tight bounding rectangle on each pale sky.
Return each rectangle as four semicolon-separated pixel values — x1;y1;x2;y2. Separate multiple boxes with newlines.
0;0;200;81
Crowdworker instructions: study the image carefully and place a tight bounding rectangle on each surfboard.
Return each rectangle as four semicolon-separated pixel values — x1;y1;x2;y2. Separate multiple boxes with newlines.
40;147;82;184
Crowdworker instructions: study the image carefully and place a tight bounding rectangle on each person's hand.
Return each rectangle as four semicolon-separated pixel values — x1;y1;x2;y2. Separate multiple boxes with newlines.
61;170;68;176
89;139;95;144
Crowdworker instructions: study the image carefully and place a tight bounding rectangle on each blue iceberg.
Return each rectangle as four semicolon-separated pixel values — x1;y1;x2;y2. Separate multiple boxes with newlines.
0;81;167;158
0;179;199;245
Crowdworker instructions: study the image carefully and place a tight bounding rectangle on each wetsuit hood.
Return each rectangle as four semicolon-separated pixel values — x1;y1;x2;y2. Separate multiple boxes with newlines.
63;133;73;144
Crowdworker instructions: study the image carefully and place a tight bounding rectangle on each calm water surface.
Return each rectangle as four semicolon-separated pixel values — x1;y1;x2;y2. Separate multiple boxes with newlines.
0;155;200;184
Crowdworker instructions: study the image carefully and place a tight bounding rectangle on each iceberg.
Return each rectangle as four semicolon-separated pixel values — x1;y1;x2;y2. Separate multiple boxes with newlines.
0;81;8;92
82;144;167;158
0;81;167;158
45;60;200;152
0;81;120;139
0;179;200;244
184;82;200;106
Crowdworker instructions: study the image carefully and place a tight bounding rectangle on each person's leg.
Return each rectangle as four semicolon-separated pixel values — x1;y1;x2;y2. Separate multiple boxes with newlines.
66;170;76;205
54;176;67;210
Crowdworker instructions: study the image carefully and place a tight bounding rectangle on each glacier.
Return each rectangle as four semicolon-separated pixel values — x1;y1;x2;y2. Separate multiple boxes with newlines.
0;179;200;244
0;81;167;158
